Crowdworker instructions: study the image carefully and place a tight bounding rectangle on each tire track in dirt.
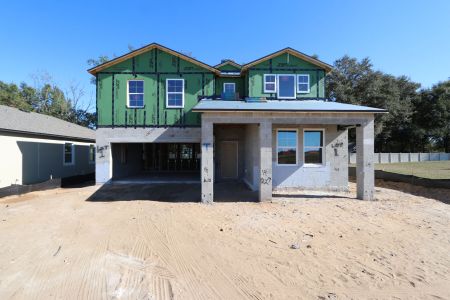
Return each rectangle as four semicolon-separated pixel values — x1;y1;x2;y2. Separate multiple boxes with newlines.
134;207;179;299
165;206;259;300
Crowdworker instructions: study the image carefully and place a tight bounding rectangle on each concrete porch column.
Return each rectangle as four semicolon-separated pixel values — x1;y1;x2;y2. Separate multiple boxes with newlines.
356;116;375;200
201;118;214;203
259;121;272;202
95;135;112;184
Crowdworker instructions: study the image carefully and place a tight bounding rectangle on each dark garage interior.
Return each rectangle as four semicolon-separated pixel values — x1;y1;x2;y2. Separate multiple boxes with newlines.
111;143;201;182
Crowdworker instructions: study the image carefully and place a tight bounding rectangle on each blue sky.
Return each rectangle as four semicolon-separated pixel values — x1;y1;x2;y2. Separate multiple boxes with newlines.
1;0;449;110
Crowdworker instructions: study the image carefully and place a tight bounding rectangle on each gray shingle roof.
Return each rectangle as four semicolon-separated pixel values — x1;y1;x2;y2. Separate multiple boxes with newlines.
193;100;387;113
0;105;95;141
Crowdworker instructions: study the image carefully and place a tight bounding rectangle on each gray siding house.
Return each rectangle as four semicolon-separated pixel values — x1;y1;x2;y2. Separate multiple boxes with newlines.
0;105;95;188
89;43;386;202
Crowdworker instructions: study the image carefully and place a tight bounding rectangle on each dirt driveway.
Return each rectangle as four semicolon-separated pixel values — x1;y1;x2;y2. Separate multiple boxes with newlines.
0;182;449;299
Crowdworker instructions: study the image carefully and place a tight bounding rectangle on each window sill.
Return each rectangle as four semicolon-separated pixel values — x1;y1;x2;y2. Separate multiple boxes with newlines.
276;163;298;167
166;106;184;109
127;106;145;109
63;163;75;166
302;163;325;168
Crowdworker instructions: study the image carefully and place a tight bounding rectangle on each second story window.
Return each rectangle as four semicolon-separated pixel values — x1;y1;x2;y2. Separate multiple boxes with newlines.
223;83;235;94
127;80;144;108
277;74;296;99
297;74;310;93
264;74;277;93
166;79;184;108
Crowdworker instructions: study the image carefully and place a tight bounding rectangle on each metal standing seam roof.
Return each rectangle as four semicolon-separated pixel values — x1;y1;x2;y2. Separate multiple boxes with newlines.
192;100;388;113
0;105;95;141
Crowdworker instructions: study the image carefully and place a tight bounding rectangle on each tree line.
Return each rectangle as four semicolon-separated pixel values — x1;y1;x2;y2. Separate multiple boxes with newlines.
327;56;450;152
0;73;95;128
0;55;449;152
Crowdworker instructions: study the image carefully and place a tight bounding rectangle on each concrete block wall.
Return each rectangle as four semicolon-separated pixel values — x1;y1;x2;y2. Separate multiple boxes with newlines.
243;124;259;190
349;152;450;164
271;124;348;191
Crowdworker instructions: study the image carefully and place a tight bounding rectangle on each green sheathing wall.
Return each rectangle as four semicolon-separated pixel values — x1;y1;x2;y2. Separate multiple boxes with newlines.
96;49;214;127
247;53;326;99
214;77;245;98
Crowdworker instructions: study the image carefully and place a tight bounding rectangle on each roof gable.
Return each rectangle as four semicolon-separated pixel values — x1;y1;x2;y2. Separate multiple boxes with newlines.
242;48;332;72
214;60;242;72
88;43;220;75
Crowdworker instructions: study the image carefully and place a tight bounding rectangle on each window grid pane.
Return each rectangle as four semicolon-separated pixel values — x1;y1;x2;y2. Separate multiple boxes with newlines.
297;75;309;93
277;130;297;165
304;131;323;147
304;130;323;164
64;144;73;163
304;147;322;164
298;83;309;92
264;75;276;92
167;79;184;107
128;80;144;107
265;83;275;91
265;75;276;83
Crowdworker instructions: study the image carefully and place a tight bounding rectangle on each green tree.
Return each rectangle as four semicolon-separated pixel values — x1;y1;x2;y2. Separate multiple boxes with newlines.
0;79;95;129
0;81;32;111
414;81;450;152
326;56;420;152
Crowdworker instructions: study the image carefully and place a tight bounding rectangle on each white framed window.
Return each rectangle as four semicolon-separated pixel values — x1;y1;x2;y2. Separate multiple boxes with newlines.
263;74;277;93
223;82;236;94
277;74;296;99
297;74;310;93
166;79;184;108
276;129;298;165
127;80;144;108
63;143;75;165
303;129;325;165
89;144;95;164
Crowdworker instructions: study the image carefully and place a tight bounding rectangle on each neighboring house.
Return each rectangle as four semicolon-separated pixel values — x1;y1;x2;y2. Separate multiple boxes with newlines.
0;105;95;188
89;43;386;202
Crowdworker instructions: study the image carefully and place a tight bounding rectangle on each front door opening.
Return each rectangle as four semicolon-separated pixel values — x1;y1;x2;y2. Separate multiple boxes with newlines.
219;141;238;179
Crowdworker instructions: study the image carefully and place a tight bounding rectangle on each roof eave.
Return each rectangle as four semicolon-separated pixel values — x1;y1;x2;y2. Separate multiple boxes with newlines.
241;47;333;73
87;43;220;75
192;108;388;113
0;128;95;142
214;60;242;69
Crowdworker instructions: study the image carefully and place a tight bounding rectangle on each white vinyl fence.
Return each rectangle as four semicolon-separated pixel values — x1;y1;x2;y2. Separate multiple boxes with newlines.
349;153;450;164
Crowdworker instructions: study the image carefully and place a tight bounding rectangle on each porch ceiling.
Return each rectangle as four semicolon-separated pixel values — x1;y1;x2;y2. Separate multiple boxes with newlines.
193;100;387;113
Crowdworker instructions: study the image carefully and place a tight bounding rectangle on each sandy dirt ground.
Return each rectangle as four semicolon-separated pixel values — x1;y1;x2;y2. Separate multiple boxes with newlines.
0;181;449;300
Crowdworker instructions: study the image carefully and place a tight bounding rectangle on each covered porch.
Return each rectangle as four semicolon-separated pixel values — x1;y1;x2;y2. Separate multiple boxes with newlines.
193;100;386;203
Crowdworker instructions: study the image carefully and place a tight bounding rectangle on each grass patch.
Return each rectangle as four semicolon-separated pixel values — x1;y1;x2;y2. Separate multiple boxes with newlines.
375;161;450;180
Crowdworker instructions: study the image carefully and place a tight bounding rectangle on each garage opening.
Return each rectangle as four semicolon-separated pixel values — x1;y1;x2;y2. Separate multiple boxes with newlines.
112;143;200;182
